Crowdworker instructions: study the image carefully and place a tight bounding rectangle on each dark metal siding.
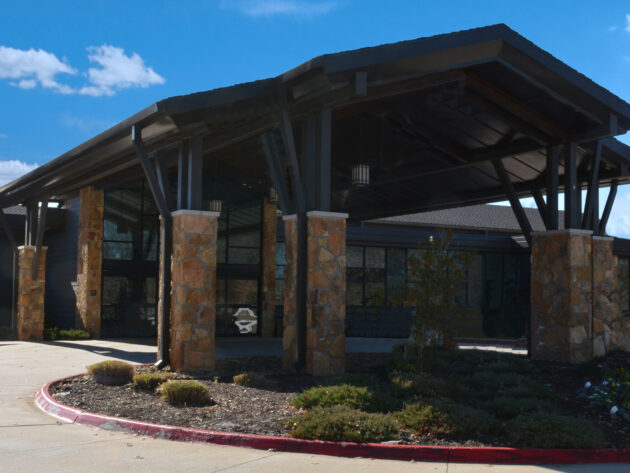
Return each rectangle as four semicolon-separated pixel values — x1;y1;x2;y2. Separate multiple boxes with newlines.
44;196;79;329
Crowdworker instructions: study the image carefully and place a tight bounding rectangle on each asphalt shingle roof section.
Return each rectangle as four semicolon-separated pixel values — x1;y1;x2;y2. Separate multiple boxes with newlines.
371;204;564;233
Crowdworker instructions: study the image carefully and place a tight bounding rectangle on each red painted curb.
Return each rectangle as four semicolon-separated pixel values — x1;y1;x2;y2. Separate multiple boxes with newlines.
35;374;630;465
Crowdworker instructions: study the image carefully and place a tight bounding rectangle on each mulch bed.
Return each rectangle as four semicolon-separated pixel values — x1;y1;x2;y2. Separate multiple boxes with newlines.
49;352;630;447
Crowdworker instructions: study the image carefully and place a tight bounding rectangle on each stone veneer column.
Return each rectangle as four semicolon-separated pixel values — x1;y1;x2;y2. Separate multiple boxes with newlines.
17;246;47;340
170;210;219;371
306;211;347;376
261;198;278;338
592;236;621;356
282;215;298;370
76;186;104;337
531;230;593;363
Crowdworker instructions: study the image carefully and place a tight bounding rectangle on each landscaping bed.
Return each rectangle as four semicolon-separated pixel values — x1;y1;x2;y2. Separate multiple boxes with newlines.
49;348;630;448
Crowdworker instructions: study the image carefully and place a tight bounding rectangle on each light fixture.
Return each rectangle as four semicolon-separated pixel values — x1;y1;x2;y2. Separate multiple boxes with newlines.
208;199;222;213
268;186;278;203
352;164;370;186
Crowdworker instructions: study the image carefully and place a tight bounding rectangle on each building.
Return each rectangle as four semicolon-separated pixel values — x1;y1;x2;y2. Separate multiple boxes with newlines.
1;24;630;374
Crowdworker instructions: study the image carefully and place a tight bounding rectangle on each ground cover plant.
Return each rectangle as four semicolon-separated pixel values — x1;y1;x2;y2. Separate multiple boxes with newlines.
44;327;90;341
50;350;629;448
87;360;134;385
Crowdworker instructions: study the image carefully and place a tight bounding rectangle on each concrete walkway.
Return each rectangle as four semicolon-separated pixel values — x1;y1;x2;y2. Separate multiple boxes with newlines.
0;340;625;473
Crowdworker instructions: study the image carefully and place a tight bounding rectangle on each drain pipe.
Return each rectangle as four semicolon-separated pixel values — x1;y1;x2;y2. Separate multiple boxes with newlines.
131;125;172;369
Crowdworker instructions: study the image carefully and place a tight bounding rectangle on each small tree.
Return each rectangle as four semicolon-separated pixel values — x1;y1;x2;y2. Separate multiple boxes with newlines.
399;231;471;354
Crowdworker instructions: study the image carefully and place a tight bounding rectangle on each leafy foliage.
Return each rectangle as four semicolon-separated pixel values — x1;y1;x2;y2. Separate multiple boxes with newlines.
133;372;176;391
509;413;606;448
45;327;90;341
159;380;213;406
479;396;557;420
287;405;398;443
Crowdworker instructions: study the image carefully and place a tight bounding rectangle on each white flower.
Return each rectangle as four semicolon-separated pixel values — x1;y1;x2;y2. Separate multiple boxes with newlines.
611;406;619;415
584;381;592;389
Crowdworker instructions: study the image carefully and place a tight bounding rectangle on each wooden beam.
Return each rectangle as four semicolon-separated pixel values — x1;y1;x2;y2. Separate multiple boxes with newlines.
598;180;618;236
531;188;548;230
31;201;48;280
492;159;533;245
564;143;579;229
546;145;560;230
582;141;602;230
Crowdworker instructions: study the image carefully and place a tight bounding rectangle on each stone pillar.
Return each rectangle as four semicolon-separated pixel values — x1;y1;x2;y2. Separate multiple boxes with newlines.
592;236;621;356
306;211;347;376
170;210;219;371
282;212;348;376
282;215;298;370
17;246;47;341
531;230;593;363
261;198;278;338
76;186;104;337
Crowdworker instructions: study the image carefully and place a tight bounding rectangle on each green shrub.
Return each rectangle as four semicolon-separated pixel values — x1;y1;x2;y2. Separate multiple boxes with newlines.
390;372;468;401
233;373;265;387
510;413;606;449
396;400;501;437
292;384;373;411
58;329;90;340
159;380;213;406
479;397;557;420
287;405;398;443
44;327;59;341
87;360;134;382
460;371;550;400
133;372;176;391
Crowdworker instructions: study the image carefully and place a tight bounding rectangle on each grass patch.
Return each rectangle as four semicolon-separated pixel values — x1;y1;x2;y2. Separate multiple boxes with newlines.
287;405;398;443
233;373;265;387
87;360;134;383
509;413;606;449
159;380;213;406
133;372;176;391
395;400;501;437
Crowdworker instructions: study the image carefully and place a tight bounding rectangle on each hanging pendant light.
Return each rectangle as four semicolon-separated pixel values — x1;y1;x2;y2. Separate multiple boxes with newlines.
352;164;370;186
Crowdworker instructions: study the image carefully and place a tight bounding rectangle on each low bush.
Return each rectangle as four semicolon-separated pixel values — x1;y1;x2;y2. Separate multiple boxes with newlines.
133;372;176;391
509;413;606;449
45;327;90;341
159;380;213;406
390;372;468;401
233;373;265;387
479;396;557;420
395;400;501;437
460;371;550;400
292;383;401;413
287;405;398;443
87;360;134;383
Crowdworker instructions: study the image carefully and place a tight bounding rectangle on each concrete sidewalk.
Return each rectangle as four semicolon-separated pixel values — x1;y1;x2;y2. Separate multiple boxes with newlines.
0;339;624;473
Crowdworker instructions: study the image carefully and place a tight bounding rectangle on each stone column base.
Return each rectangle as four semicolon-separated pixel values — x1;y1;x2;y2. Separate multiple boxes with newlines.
17;246;47;341
169;210;219;372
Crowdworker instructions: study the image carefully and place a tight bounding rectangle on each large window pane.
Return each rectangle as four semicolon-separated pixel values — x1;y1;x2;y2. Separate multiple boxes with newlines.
228;247;260;265
365;247;385;268
386;248;406;306
103;242;134;260
347;246;364;268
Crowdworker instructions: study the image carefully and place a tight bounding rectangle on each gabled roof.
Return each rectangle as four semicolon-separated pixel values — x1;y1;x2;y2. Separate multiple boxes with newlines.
1;24;629;219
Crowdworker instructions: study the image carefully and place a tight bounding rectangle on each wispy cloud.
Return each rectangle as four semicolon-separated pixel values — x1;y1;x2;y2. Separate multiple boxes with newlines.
59;113;114;135
0;44;164;97
0;132;6;139
223;0;337;18
0;159;38;187
78;45;165;97
609;25;618;32
0;46;76;93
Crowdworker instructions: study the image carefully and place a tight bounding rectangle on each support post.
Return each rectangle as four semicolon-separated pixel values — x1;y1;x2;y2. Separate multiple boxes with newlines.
261;197;278;338
177;141;189;210
599;180;618;236
31;201;47;280
564;143;579;229
492;159;532;245
582;142;602;230
546;146;560;230
188;136;203;211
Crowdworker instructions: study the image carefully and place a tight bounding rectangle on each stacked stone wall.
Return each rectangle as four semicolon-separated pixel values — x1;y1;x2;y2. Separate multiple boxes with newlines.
17;246;47;341
169;210;218;371
592;237;621;356
76;186;104;337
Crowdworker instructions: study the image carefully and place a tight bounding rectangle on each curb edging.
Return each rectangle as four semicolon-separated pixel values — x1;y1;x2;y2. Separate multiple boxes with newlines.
35;374;630;465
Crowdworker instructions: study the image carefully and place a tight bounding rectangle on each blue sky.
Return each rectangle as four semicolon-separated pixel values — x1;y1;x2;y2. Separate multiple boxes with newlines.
0;0;629;236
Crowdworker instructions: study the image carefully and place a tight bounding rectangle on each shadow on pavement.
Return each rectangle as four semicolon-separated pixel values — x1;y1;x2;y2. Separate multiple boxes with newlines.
42;340;157;364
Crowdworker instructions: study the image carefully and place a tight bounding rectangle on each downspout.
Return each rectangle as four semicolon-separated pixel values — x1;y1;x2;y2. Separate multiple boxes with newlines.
132;125;172;369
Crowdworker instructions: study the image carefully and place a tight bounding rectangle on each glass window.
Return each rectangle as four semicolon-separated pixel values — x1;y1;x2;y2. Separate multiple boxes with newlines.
386;248;406;305
228;247;260;265
365;247;385;268
347;246;364;268
103;242;134;261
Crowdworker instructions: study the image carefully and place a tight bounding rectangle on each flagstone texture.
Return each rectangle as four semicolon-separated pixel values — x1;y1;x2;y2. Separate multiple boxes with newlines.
17;246;47;341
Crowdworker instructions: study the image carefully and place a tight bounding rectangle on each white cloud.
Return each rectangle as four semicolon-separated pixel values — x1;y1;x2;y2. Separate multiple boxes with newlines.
609;25;618;32
78;45;165;97
626;14;630;32
224;0;337;18
0;44;164;97
0;46;76;93
0;160;38;187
